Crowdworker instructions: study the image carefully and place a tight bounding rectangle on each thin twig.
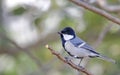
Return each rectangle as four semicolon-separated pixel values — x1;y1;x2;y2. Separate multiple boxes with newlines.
93;25;112;48
45;45;92;75
69;0;120;25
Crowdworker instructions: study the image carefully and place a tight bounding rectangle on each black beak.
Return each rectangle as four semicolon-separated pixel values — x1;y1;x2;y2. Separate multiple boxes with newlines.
58;32;62;34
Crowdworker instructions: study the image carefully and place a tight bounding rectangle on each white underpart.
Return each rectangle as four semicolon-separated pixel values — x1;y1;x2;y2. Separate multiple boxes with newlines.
65;41;90;57
63;34;74;41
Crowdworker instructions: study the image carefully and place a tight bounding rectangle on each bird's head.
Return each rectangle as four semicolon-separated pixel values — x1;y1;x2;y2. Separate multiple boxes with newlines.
58;27;75;41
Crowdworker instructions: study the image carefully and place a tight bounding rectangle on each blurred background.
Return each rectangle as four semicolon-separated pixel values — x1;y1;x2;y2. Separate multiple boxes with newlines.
0;0;120;75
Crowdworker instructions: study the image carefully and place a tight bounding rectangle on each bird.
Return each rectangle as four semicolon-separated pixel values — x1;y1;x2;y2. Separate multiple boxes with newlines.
58;27;115;65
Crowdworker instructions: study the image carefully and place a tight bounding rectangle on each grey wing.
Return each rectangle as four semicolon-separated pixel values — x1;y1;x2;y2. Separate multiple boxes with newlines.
70;37;84;47
81;43;99;55
70;37;99;55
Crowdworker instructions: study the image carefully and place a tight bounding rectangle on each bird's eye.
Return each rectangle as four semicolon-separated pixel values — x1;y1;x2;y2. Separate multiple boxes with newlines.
61;31;64;33
61;30;66;33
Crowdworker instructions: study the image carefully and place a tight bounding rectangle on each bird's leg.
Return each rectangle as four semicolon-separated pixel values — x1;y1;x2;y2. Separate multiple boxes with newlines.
78;57;83;67
65;56;73;62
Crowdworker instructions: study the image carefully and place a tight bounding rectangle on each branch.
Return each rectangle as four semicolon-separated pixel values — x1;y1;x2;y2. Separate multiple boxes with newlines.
69;0;120;25
93;25;112;48
96;0;120;13
45;45;92;75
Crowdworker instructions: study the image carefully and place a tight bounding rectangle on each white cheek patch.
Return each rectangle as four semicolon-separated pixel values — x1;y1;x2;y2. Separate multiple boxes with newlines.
63;34;74;40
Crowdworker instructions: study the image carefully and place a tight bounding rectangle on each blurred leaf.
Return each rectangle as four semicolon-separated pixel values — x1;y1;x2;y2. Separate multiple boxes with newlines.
12;7;26;15
34;17;42;26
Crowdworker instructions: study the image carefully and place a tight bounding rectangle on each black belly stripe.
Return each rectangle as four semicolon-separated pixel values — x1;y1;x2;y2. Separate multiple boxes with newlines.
65;50;83;59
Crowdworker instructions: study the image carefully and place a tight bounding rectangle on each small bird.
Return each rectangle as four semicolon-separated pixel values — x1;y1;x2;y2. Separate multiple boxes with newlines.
58;27;115;65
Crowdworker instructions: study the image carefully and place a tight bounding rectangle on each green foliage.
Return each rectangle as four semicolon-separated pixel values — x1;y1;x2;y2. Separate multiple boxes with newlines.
34;17;42;26
84;10;105;29
108;0;120;4
12;6;26;15
60;16;77;28
81;10;106;42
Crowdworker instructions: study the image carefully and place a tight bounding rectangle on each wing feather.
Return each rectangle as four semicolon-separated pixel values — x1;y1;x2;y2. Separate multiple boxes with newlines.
70;37;99;55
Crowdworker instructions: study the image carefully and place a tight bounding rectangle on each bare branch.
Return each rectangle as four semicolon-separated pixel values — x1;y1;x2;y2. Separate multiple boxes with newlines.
96;0;120;13
93;25;112;48
69;0;120;25
45;45;92;75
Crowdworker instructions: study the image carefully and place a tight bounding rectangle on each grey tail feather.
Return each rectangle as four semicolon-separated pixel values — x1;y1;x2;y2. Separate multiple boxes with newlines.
98;54;116;64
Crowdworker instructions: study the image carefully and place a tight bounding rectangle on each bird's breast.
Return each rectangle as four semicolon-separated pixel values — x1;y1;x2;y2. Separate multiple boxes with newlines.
64;41;89;57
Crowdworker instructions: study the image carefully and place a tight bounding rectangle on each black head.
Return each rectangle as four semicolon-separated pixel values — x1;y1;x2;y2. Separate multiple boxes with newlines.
58;27;76;42
59;27;75;36
58;27;76;47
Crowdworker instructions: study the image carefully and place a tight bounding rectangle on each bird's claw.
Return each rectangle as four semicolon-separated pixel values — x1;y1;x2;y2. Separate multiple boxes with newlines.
65;57;71;62
77;65;84;69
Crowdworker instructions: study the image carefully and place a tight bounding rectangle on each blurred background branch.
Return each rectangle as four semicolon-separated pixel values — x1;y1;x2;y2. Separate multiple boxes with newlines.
96;0;120;13
78;0;120;13
69;0;120;25
93;24;112;48
0;31;42;68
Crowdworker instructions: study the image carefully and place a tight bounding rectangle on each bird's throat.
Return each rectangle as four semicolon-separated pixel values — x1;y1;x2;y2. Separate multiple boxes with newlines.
63;34;74;41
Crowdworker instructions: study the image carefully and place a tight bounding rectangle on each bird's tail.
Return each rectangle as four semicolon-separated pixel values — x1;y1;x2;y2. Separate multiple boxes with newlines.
98;54;116;64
